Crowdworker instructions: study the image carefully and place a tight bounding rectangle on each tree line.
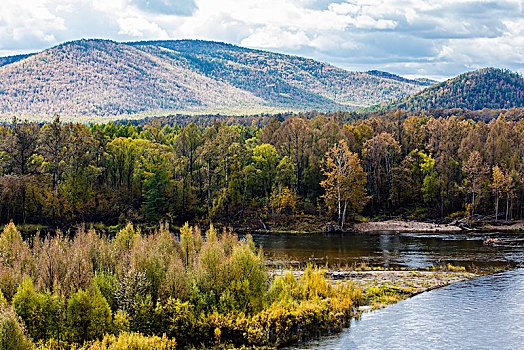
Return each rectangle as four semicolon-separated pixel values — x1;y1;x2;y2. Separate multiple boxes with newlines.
0;110;523;228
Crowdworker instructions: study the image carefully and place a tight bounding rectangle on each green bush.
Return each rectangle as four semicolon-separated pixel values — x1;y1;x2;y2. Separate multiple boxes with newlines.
112;310;130;335
12;277;64;342
93;271;118;312
130;294;156;335
155;298;195;346
0;291;33;350
66;288;112;344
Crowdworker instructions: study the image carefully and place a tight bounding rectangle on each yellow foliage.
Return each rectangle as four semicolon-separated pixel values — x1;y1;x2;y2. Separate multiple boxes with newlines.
87;332;176;350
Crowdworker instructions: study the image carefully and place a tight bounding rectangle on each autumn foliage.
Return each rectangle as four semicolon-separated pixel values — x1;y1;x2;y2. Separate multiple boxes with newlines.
0;222;361;348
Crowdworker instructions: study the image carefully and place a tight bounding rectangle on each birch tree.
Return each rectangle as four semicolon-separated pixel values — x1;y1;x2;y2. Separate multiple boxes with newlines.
321;140;368;229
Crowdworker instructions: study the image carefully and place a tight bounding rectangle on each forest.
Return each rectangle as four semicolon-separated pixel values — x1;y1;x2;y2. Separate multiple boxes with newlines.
380;68;524;111
0;108;523;230
0;109;523;349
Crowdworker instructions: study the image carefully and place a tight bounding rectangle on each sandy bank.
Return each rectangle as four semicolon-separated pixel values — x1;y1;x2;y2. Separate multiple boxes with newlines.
354;220;461;233
270;268;478;295
477;220;524;232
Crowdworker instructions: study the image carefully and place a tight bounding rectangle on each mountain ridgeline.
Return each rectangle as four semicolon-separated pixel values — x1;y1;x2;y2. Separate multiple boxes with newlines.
378;68;524;111
0;39;431;121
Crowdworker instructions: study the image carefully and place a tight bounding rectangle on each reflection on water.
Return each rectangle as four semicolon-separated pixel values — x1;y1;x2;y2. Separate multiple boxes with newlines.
289;269;524;350
249;232;524;269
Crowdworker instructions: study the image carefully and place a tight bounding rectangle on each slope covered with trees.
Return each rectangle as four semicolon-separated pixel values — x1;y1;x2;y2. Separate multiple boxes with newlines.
0;110;522;229
0;39;430;121
379;68;524;111
0;53;34;68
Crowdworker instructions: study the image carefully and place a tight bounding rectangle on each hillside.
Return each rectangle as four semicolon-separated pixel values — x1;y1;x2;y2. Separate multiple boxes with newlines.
366;70;437;86
0;53;34;68
377;68;524;111
0;39;429;121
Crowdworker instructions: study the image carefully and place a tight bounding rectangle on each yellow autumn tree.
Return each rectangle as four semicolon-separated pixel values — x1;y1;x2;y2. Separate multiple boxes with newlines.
491;165;505;221
321;140;368;229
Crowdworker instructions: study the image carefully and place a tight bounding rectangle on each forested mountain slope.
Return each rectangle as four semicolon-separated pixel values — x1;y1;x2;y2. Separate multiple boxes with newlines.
378;68;524;111
0;39;430;121
0;53;34;68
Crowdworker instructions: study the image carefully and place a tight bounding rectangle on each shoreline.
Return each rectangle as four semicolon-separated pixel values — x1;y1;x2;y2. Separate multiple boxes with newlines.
269;265;485;316
353;220;462;233
238;219;524;235
10;219;524;238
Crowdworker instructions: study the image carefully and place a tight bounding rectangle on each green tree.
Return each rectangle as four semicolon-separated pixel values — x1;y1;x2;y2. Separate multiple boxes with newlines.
463;151;488;215
252;144;280;203
66;288;112;344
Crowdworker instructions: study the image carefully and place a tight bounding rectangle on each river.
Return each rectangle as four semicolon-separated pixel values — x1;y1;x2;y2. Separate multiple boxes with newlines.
248;231;524;350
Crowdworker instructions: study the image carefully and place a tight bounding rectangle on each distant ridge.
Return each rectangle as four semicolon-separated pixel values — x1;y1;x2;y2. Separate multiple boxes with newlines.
0;39;429;121
376;68;524;111
366;70;437;86
0;53;35;68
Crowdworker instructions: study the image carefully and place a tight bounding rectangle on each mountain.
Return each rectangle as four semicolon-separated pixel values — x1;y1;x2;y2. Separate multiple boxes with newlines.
0;53;34;68
0;39;431;121
377;68;524;111
366;70;437;86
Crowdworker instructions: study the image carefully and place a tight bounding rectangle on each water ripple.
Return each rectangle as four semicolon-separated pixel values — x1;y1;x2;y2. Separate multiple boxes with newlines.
290;269;524;350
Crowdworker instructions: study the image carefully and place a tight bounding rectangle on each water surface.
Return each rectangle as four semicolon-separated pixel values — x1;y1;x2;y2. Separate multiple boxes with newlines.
289;268;524;350
250;231;524;269
248;231;523;349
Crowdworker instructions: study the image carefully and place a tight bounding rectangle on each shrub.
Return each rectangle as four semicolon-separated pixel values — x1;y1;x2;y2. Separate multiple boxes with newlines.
114;268;149;317
12;277;64;342
35;232;70;295
66;288;112;344
0;294;33;350
93;271;118;311
87;332;176;350
112;310;130;335
223;236;267;314
112;223;138;258
158;255;188;302
130;294;156;335
0;222;31;267
0;222;34;300
155;298;195;346
0;264;23;302
192;228;267;315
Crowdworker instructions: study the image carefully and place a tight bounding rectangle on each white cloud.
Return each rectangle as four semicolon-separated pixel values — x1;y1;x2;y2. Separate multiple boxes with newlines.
351;15;397;29
117;17;169;38
241;27;310;49
0;0;522;79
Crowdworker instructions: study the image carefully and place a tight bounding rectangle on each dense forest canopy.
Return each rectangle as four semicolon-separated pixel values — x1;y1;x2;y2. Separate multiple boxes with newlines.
1;108;523;228
378;68;524;112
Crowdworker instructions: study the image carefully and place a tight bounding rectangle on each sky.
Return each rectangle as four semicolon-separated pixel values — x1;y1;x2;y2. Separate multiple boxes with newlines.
0;0;523;80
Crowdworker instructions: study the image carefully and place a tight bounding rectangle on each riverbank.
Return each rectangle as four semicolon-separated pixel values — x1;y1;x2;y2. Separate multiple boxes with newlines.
353;219;524;234
476;220;524;232
9;218;524;240
270;266;481;311
244;217;524;234
353;220;462;233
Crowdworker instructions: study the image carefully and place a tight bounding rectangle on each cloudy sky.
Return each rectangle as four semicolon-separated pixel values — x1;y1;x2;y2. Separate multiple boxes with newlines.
0;0;523;80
